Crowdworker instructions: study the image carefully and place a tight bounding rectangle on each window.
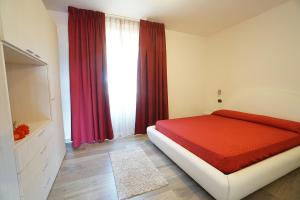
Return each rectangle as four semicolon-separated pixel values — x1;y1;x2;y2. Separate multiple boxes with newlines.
106;17;139;138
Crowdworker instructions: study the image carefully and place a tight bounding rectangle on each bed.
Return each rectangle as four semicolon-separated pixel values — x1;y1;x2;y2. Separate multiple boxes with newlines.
147;109;300;200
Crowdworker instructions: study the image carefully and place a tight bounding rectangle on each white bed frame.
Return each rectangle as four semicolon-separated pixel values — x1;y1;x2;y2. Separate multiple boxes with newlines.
147;126;300;200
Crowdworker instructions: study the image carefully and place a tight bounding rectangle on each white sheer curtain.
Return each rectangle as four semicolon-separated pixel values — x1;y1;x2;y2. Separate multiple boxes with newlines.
106;17;139;138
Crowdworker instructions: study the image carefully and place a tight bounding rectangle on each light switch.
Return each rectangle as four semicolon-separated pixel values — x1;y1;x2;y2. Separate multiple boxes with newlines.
217;89;222;96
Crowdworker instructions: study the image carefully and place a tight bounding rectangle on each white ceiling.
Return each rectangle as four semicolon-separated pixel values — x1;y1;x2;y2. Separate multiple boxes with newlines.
42;0;289;36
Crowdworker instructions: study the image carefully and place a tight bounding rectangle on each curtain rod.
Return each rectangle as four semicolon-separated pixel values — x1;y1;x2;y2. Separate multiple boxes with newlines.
105;13;147;22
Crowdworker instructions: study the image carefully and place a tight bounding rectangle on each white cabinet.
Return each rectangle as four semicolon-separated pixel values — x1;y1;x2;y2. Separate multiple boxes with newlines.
0;0;66;199
0;42;20;200
0;0;49;62
0;42;65;200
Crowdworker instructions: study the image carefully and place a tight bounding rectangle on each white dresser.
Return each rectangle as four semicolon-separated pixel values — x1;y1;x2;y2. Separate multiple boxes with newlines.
15;121;58;200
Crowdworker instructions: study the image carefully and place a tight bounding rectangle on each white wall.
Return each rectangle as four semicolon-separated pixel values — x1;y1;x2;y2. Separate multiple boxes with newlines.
204;0;300;120
166;30;206;118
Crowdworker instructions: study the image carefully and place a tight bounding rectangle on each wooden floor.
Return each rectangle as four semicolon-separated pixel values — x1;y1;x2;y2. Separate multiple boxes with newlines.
48;135;300;200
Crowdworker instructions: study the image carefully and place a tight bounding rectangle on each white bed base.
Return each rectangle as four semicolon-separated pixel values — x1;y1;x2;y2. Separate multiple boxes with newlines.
147;126;300;200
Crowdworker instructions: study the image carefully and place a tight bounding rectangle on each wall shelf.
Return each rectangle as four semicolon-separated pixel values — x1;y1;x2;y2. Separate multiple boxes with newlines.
2;41;47;66
2;41;52;151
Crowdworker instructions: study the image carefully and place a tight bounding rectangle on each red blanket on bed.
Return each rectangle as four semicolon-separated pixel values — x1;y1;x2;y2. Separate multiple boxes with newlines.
155;110;300;174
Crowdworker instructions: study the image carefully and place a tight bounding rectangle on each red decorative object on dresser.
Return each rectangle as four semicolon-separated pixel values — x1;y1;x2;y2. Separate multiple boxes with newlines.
13;124;30;141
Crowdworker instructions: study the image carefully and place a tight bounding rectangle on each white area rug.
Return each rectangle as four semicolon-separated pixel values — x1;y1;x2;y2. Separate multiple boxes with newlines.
109;147;168;199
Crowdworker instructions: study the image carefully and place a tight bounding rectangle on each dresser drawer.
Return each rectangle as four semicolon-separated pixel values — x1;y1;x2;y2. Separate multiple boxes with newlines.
15;123;52;173
42;136;58;199
30;127;50;154
18;153;43;198
18;142;49;199
39;161;51;200
14;140;30;173
40;138;56;200
18;138;58;200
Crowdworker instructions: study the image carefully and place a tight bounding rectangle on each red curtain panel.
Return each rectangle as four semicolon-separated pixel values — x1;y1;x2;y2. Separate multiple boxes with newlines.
135;20;169;134
68;6;113;148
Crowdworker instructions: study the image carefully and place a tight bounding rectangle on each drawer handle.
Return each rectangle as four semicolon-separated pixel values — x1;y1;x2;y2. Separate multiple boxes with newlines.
26;49;34;54
34;54;41;58
38;130;45;137
40;145;47;154
46;177;51;186
42;162;48;172
43;177;51;189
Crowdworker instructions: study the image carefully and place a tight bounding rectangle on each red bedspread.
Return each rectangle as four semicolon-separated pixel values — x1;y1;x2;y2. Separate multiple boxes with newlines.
155;110;300;174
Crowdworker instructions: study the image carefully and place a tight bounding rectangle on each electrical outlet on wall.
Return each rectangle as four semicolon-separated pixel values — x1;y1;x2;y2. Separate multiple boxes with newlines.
217;89;223;104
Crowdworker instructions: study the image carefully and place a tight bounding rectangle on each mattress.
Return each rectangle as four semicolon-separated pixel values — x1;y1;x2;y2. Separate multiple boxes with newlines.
155;110;300;174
